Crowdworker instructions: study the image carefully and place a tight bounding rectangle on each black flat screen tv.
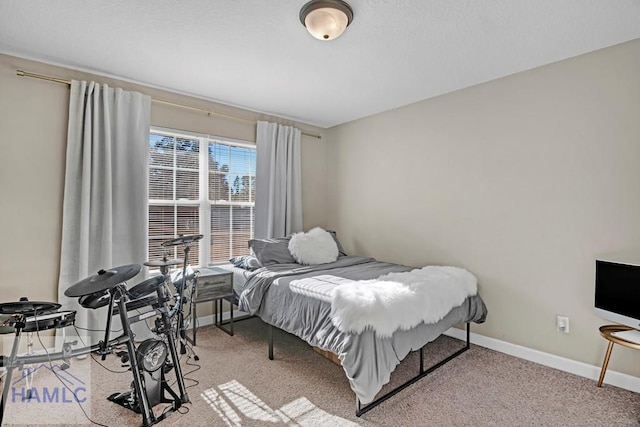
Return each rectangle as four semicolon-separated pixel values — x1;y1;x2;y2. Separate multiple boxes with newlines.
595;257;640;330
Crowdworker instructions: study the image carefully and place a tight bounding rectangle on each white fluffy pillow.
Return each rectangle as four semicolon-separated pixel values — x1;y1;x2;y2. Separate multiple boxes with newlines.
288;227;339;265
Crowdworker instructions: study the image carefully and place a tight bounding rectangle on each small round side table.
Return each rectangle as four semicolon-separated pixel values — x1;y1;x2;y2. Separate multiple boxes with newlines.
597;324;640;387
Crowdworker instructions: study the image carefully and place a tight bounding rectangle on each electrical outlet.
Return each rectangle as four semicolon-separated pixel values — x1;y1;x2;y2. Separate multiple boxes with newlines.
556;315;570;333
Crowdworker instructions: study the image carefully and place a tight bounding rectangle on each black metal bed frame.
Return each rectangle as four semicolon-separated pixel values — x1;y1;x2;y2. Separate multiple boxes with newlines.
216;295;472;417
212;295;254;336
267;322;471;417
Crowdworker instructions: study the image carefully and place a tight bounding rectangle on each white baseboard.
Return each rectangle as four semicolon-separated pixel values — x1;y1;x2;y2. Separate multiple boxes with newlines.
444;327;640;393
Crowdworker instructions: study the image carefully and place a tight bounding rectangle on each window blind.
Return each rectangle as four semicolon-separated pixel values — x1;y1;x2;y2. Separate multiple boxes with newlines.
148;129;255;268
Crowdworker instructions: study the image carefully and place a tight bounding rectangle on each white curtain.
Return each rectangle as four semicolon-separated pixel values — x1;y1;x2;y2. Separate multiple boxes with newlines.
255;121;303;239
57;80;151;344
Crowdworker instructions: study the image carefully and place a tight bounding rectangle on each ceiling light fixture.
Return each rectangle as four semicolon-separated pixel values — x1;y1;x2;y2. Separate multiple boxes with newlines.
299;0;354;41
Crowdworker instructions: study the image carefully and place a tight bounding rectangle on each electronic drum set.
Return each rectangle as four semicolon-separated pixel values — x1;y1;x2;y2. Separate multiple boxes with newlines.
0;234;203;427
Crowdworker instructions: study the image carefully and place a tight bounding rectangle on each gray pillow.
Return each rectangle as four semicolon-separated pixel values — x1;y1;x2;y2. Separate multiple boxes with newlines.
229;255;262;271
248;236;297;266
326;230;347;257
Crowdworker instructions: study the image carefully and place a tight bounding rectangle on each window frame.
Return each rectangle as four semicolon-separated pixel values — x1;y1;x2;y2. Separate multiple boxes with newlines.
148;126;256;268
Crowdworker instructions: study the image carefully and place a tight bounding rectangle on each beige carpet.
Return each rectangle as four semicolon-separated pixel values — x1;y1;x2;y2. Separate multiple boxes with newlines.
2;317;640;426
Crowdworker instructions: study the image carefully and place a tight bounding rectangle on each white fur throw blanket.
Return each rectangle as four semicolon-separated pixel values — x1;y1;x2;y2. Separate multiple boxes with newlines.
330;266;478;338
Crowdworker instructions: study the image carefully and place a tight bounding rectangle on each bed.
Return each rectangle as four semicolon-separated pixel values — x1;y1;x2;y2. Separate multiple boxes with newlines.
222;233;488;416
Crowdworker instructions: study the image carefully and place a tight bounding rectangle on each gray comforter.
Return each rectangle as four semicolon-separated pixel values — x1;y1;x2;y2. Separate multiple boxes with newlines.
238;256;488;404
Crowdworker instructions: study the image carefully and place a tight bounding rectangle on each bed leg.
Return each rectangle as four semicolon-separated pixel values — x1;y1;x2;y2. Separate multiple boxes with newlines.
268;323;274;360
419;346;425;374
466;322;471;349
356;398;362;417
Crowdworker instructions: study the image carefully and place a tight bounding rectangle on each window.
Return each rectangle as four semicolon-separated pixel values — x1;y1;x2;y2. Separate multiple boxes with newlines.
148;128;256;267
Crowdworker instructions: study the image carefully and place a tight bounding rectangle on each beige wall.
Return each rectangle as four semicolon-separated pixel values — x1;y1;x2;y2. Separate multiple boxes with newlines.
0;54;327;317
4;37;640;380
326;39;640;377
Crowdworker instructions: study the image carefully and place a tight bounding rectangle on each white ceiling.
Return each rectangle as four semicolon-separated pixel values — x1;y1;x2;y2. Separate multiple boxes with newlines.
1;0;639;128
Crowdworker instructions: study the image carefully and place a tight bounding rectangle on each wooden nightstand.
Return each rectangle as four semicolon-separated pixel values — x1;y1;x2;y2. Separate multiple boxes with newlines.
189;267;234;344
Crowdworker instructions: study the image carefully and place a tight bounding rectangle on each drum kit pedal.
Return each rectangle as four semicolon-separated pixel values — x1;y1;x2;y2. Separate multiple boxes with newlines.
0;234;204;427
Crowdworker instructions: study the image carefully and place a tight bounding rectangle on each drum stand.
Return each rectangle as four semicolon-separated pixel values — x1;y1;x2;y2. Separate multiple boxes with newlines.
163;243;195;356
159;234;202;357
0;313;26;425
21;332;35;400
54;263;191;426
153;279;189;406
156;270;189;406
97;284;155;426
176;242;192;355
105;280;189;425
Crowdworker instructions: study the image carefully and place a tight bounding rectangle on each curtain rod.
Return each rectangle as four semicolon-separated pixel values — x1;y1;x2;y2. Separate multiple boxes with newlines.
16;69;322;140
